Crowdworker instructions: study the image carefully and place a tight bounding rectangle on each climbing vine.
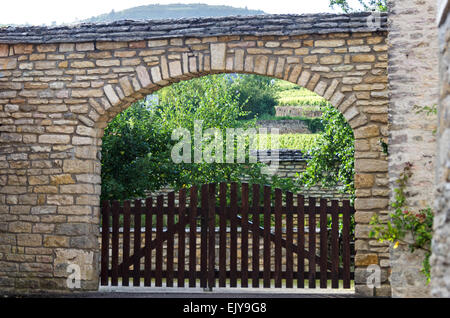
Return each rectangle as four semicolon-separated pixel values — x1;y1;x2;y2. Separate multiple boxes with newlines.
369;162;434;283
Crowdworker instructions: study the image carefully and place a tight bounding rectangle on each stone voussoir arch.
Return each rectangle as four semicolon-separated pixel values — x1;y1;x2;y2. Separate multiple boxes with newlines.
0;13;389;295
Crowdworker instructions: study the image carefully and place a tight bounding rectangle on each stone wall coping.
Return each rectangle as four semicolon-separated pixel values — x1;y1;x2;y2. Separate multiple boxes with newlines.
0;12;387;44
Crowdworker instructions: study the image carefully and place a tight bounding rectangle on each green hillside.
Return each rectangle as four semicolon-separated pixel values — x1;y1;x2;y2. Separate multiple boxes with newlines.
83;3;265;23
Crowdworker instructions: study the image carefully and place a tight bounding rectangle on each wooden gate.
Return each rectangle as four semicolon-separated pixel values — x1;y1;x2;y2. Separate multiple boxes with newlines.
100;182;355;289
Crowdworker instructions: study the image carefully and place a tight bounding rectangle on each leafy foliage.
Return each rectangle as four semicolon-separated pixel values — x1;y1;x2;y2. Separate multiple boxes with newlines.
231;74;278;119
101;74;273;201
300;105;355;197
155;74;266;189
101;102;173;202
369;163;433;283
329;0;387;12
255;133;321;151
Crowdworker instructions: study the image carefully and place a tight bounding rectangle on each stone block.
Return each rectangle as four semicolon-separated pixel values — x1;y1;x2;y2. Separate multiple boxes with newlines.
320;55;343;65
352;54;376;63
50;174;76;186
355;173;375;188
355;253;379;266
210;43;226;70
17;234;42;247
43;235;69;247
103;84;120;106
0;57;17;70
355;198;389;210
136;65;151;88
315;39;345;47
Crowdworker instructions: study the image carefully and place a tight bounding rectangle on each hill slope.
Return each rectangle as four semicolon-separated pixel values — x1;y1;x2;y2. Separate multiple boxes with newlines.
83;3;265;23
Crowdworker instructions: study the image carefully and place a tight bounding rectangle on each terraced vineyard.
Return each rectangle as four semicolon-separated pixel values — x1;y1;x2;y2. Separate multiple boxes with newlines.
274;80;330;109
254;133;321;152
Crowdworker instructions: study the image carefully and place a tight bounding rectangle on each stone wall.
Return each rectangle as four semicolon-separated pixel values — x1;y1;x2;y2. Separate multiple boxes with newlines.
387;0;439;297
256;120;311;134
274;106;323;118
432;0;450;298
0;13;389;294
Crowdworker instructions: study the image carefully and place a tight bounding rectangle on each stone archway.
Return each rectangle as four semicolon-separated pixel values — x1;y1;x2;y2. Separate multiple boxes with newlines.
0;13;389;295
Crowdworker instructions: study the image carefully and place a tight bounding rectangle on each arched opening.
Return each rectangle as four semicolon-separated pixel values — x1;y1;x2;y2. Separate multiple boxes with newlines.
95;69;358;291
72;39;388;293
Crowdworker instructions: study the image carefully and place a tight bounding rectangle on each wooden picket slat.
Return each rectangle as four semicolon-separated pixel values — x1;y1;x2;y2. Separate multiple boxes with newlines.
111;200;120;286
166;192;175;287
297;194;305;288
263;185;271;288
251;184;260;288
200;184;208;288
144;197;153;287
343;199;351;289
308;197;316;288
133;200;142;286
285;191;294;288
331;200;339;289
189;186;198;287
177;188;186;287
207;183;216;289
319;198;328;289
219;183;227;287
122;200;131;286
100;201;110;286
155;195;164;287
100;182;356;290
274;188;282;288
241;183;249;288
229;182;238;288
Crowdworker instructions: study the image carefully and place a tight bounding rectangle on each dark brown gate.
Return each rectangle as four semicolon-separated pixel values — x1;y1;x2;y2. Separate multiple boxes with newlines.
100;182;355;289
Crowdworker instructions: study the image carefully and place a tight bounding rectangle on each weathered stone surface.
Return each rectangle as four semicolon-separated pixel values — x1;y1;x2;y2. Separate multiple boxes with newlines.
391;240;431;297
210;43;226;70
54;248;95;280
355;198;389;210
63;160;93;174
50;174;75;186
17;234;42;247
355;159;388;172
43;235;69;247
103;85;120;106
355;174;375;188
354;125;380;139
136;65;152;88
38;134;70;144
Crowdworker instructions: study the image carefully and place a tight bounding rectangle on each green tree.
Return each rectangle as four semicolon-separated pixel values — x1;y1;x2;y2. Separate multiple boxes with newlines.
155;74;266;189
100;102;174;202
301;105;355;197
230;74;277;119
329;0;387;12
101;75;271;202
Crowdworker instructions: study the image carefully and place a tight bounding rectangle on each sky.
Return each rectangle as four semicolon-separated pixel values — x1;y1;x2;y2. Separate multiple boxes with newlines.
0;0;365;26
